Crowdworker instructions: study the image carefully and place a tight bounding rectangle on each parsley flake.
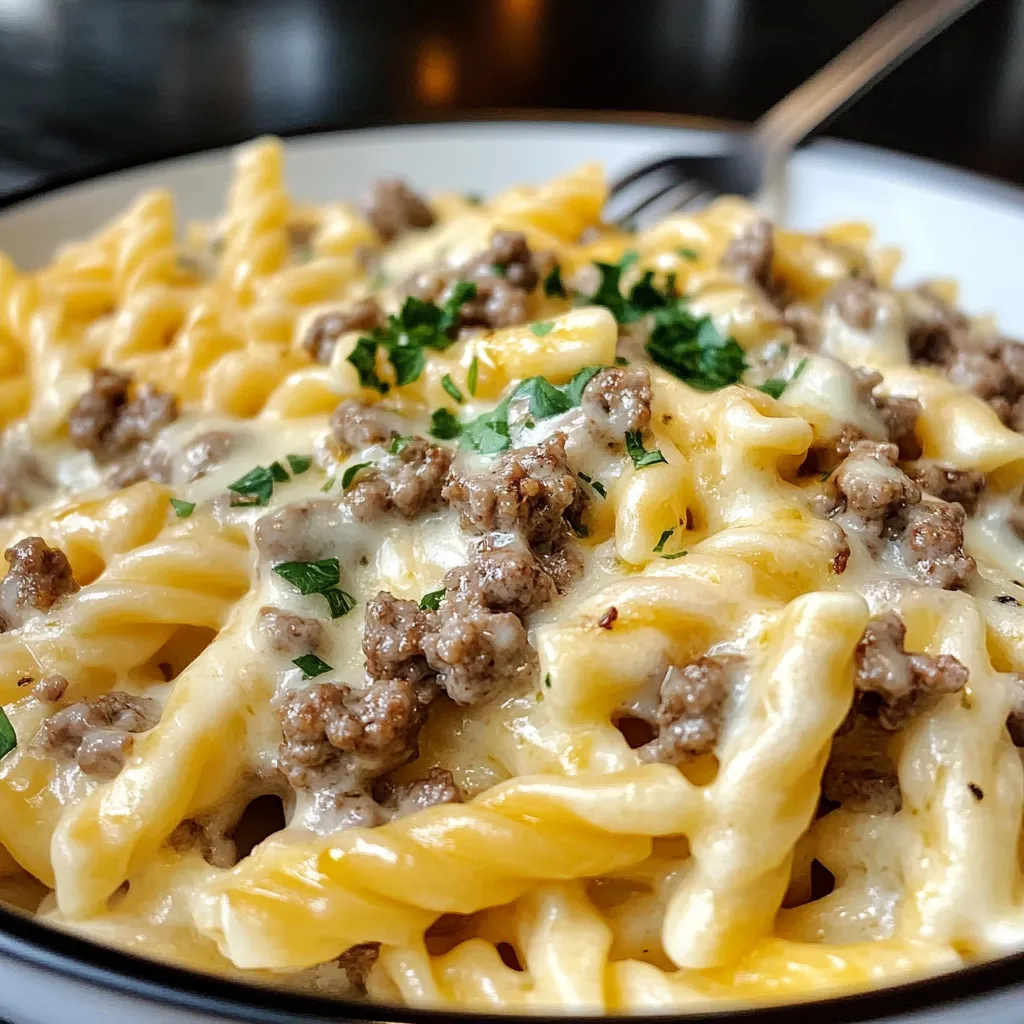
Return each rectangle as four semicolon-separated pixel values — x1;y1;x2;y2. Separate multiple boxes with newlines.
228;465;275;507
341;462;374;490
625;431;668;469
273;558;340;595
491;262;507;278
591;480;607;498
544;673;552;689
293;654;333;679
677;247;700;261
461;398;512;454
430;408;462;440
323;588;357;618
530;321;555;337
614;355;629;366
169;498;196;519
467;356;479;397
758;378;788;399
543;264;567;298
269;461;290;483
419;589;446;612
442;373;465;404
389;435;414;454
661;550;688;560
464;191;484;206
653;528;674;553
347;336;388;394
0;707;14;760
645;306;747;391
562;365;602;406
286;454;312;474
515;376;573;419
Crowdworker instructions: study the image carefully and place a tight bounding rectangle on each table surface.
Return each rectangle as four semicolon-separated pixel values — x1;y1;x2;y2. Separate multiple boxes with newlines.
0;0;1020;199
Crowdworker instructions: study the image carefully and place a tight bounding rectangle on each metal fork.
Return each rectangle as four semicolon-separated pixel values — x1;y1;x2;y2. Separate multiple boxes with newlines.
608;0;986;227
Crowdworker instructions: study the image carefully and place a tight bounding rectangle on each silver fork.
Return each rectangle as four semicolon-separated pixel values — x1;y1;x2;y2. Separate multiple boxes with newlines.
607;0;986;227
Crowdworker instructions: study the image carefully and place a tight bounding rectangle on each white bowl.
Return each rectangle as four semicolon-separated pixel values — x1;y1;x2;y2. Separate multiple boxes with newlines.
2;118;1024;1024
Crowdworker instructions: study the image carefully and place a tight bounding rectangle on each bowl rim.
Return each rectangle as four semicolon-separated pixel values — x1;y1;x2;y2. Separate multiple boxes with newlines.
2;111;1024;1023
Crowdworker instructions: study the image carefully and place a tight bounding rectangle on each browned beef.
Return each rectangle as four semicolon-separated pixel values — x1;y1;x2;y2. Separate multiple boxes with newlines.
362;592;438;684
4;537;79;611
364;180;435;242
304;300;385;364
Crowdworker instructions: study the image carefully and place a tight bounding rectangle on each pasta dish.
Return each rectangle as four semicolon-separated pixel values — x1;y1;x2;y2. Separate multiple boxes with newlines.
1;136;1023;1013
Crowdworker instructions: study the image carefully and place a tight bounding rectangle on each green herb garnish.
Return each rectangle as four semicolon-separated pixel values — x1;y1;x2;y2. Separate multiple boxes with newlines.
461;397;512;454
467;356;479;397
430;408;462;440
544;673;552;689
625;431;668;469
491;263;507;278
653;528;674;553
442;373;465;404
269;461;290;483
530;321;555;338
293;654;333;679
347;283;478;391
286;454;312;474
227;465;275;507
543;264;567;298
273;558;340;595
562;365;602;406
615;355;629;366
419;589;446;612
390;435;414;454
677;248;699;261
0;707;14;760
323;588;357;618
758;378;788;399
645;306;747;391
515;376;573;419
591;480;607;498
661;550;688;560
341;462;373;490
465;191;484;206
170;498;196;519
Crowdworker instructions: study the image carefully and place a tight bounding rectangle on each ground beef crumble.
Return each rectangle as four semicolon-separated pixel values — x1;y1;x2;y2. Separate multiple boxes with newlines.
3;537;79;613
304;299;386;365
581;366;653;441
362;592;438;684
903;463;985;515
830;441;975;589
639;656;731;765
329;399;395;450
35;691;161;778
68;368;178;463
258;606;324;654
721;219;774;292
853;612;968;730
363;180;435;243
344;438;452;522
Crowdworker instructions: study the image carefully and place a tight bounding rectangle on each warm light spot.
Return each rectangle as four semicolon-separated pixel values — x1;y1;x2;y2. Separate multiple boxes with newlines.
416;39;457;106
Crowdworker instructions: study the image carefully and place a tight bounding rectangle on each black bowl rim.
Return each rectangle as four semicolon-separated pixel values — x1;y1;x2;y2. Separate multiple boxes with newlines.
2;112;1024;1023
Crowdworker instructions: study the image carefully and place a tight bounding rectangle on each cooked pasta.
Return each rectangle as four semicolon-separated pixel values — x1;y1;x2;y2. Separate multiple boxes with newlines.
2;135;1024;1013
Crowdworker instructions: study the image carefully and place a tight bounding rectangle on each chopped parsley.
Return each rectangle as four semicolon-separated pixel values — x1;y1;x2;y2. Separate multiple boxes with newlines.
268;460;290;483
442;373;465;404
544;673;552;689
615;355;629;366
645;306;747;391
464;191;484;206
292;654;333;679
462;398;513;454
467;356;479;397
757;356;809;400
227;465;276;507
562;365;602;406
347;284;477;392
272;558;355;619
323;588;357;618
543;264;567;298
341;462;373;490
758;378;788;399
491;262;507;277
653;528;674;553
419;589;446;612
677;247;700;261
389;435;414;454
578;472;607;498
625;431;668;469
430;408;462;440
273;558;340;595
169;498;196;519
515;376;574;419
0;707;13;759
661;550;688;560
286;454;312;474
530;321;555;337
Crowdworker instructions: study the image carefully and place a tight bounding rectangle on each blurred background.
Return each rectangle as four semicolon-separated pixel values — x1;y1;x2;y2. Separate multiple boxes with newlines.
0;0;1016;196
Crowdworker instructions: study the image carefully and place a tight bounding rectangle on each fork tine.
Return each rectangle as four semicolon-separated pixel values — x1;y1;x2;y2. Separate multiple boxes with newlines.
609;155;688;196
614;177;708;229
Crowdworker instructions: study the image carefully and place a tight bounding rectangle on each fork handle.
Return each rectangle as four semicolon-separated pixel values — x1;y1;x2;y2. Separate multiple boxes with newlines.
754;0;986;156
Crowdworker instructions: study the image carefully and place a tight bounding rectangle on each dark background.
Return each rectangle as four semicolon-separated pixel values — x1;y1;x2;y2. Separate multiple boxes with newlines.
0;0;1018;195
